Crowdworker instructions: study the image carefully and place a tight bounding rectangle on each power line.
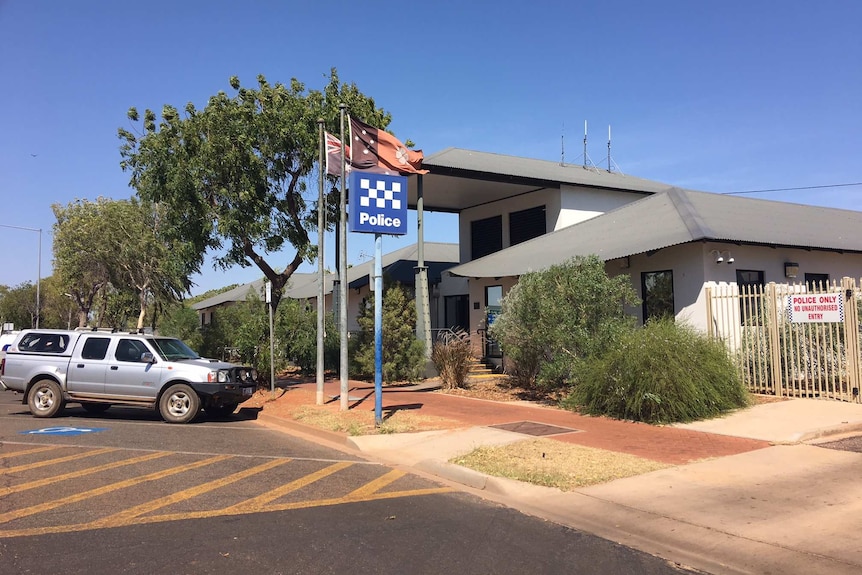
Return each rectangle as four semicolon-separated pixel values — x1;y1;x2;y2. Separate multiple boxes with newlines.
722;182;862;195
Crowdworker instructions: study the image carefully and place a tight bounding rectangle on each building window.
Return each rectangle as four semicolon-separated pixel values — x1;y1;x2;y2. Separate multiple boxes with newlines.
509;205;546;246
444;294;469;333
641;270;674;323
470;215;503;260
804;273;829;290
736;269;765;324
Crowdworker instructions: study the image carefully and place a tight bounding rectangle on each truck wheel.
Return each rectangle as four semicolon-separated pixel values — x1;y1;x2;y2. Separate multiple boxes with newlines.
204;403;238;418
159;384;201;424
28;379;65;418
81;403;110;414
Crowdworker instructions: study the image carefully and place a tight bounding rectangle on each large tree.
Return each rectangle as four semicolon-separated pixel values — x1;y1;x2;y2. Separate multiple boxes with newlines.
52;198;192;329
51;199;112;327
118;69;393;311
0;282;38;330
101;198;193;329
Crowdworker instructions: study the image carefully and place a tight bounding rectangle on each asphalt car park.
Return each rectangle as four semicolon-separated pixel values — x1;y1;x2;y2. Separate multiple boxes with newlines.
0;389;448;539
0;384;696;575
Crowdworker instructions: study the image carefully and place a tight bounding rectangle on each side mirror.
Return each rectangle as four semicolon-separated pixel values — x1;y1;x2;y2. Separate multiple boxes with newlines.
141;352;156;364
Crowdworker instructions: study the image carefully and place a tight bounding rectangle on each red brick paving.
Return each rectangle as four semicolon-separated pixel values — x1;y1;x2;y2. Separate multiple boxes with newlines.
261;379;771;466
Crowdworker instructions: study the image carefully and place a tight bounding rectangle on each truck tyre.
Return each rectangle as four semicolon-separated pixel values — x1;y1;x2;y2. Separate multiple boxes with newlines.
204;403;238;418
81;403;110;414
28;379;65;418
159;384;201;424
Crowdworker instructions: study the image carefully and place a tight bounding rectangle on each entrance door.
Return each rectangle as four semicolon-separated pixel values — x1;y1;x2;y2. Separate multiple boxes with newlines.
444;294;469;333
485;285;503;358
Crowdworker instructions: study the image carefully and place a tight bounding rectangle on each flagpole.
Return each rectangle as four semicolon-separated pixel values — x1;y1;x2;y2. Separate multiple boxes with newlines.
338;104;349;411
316;118;325;405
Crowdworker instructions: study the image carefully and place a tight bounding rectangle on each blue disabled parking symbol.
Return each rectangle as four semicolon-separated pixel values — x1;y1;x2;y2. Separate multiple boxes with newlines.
20;426;108;436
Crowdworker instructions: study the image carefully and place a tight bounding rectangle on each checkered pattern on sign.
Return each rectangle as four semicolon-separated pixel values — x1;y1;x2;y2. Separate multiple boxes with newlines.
358;178;402;210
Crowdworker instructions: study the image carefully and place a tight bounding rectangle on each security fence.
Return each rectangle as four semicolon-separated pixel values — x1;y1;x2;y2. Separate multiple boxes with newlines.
706;278;861;403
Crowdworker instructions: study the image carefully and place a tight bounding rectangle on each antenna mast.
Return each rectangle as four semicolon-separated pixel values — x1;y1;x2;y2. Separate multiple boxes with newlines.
607;125;611;172
560;123;565;166
583;120;588;167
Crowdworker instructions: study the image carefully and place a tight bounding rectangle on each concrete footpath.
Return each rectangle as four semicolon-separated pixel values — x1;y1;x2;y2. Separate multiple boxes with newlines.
257;383;862;575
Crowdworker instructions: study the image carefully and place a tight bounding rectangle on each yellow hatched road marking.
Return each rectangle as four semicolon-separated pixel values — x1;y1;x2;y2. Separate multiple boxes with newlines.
223;461;354;513
89;457;292;528
0;485;455;538
0;454;230;525
147;485;454;521
1;447;117;475
345;469;405;499
1;446;61;458
0;451;172;497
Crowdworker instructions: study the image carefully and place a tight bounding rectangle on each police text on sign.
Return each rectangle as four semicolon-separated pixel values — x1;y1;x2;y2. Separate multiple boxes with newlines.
349;172;408;235
787;294;844;323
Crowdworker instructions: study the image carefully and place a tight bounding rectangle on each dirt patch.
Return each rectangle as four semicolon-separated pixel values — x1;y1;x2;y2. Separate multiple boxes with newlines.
436;376;563;405
244;387;461;436
452;438;671;490
750;394;793;405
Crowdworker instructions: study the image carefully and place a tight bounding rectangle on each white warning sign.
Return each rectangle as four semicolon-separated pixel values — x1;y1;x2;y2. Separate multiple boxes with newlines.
788;294;844;323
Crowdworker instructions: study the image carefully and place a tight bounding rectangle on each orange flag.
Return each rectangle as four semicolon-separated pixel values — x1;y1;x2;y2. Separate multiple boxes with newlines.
349;116;428;175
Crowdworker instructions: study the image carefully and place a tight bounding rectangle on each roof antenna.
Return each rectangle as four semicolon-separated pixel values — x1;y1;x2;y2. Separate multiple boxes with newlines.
606;124;624;174
581;120;597;171
607;125;611;172
560;123;565;166
583;120;588;168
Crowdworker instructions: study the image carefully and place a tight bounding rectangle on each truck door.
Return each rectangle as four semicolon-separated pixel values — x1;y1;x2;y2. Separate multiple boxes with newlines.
67;336;110;395
104;338;164;400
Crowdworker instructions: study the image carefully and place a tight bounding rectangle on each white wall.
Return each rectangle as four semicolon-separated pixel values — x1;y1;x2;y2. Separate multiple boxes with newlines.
614;243;862;331
459;243;862;358
557;185;645;230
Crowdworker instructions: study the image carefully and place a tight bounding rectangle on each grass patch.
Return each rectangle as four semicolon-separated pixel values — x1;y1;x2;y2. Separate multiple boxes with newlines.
291;405;460;436
451;438;671;490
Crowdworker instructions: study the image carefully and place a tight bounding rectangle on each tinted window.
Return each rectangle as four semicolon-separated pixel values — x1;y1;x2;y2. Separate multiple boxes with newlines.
736;269;765;324
470;215;503;259
115;339;150;363
81;337;110;360
18;333;70;353
804;273;829;290
509;205;546;246
642;270;674;322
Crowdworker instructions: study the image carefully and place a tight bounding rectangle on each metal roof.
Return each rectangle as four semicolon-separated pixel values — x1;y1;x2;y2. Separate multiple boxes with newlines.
193;243;461;307
404;148;672;212
191;273;319;310
448;188;862;278
288;242;460;299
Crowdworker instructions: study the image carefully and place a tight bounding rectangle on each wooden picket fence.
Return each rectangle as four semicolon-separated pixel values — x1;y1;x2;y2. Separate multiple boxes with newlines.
706;278;861;403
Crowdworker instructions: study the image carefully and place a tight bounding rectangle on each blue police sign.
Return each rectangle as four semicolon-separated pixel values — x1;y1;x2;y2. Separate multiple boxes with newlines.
349;172;408;235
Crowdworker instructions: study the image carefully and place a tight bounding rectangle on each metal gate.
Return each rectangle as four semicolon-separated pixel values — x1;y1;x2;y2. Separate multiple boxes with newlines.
706;277;861;402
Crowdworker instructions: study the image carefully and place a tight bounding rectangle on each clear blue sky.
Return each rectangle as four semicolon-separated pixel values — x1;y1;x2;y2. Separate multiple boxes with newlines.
2;0;860;296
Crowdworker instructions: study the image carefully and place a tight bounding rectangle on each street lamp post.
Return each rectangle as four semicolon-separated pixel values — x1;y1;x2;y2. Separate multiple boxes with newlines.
0;224;42;328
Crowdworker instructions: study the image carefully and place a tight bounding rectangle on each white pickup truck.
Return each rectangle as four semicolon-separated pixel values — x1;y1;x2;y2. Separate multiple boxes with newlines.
0;329;258;423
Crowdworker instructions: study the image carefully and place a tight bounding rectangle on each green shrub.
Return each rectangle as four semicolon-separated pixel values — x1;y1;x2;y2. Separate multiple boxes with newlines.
489;255;638;391
431;329;473;389
350;282;425;383
278;299;339;375
564;318;749;424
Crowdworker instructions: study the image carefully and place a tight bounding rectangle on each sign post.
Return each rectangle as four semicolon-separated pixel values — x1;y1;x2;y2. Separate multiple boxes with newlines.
349;171;408;425
265;281;275;397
